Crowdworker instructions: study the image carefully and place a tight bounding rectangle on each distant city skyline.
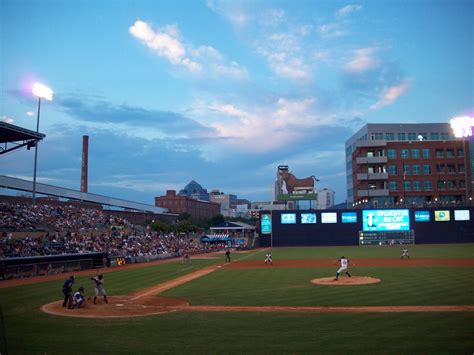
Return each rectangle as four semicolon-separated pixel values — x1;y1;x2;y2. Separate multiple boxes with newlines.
1;0;472;205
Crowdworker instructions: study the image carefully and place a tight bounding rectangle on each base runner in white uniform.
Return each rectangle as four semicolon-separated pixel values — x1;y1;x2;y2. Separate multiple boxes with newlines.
264;252;273;265
334;256;352;280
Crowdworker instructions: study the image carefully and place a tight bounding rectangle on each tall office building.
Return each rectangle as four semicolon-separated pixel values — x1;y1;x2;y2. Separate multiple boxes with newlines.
345;123;472;207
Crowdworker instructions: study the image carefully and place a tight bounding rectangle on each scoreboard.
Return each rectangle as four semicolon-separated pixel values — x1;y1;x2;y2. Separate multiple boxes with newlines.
359;230;415;245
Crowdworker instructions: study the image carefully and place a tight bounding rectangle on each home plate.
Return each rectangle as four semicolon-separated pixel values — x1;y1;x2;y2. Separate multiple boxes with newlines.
116;304;124;307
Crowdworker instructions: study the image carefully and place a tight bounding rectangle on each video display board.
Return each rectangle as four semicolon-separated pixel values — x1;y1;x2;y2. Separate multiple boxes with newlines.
362;209;410;231
301;213;317;224
414;210;430;222
434;210;450;222
454;210;470;221
261;214;272;234
281;213;296;224
341;212;357;223
321;212;337;223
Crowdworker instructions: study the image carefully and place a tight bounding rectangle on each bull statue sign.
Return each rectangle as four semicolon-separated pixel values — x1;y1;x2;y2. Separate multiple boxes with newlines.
279;170;319;194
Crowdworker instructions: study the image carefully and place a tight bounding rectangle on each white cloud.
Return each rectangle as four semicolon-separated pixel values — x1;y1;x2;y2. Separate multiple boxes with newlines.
195;96;345;154
260;8;286;27
130;20;247;79
370;80;412;110
318;23;345;38
337;5;363;18
1;116;14;124
129;20;201;73
206;0;250;28
257;32;311;80
344;47;380;74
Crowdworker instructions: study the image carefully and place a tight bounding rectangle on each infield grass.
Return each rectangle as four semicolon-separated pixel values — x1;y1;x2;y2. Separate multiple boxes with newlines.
0;244;473;354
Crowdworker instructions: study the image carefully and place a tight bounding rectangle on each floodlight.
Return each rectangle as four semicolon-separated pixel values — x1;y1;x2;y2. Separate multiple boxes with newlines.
32;83;53;101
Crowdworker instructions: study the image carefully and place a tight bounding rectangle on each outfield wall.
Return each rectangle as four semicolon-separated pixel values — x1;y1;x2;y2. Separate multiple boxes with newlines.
259;207;474;247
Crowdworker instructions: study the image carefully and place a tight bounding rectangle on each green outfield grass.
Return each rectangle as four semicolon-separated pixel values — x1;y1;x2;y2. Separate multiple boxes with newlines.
0;244;473;354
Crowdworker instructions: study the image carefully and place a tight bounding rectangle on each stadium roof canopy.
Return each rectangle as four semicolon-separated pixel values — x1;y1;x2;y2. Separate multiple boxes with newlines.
210;221;256;231
0;121;45;155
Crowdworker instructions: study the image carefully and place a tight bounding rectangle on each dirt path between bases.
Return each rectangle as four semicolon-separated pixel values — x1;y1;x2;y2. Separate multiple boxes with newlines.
37;257;474;318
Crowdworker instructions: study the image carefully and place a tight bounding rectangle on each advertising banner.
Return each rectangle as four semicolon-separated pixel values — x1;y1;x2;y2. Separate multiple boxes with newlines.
362;209;410;231
261;214;272;234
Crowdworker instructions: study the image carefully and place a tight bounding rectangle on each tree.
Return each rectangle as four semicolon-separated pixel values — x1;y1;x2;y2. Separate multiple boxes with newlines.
210;214;225;227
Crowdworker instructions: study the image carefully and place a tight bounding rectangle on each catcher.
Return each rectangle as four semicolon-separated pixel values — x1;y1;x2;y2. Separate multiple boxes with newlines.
91;274;108;304
73;287;86;308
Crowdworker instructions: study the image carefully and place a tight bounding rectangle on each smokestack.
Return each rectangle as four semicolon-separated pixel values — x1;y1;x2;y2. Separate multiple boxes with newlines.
81;135;89;193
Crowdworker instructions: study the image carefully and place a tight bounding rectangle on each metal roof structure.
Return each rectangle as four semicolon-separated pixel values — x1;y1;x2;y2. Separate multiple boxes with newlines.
0;175;168;214
0;121;45;155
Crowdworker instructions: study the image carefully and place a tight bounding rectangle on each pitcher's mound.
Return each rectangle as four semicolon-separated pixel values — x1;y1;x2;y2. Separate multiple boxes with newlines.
311;276;380;285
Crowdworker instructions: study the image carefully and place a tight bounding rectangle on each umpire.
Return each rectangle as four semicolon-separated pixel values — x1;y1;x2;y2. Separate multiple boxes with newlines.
62;275;75;309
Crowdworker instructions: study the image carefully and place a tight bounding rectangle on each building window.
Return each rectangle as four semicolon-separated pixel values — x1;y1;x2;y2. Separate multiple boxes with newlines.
460;180;466;188
411;149;420;158
413;181;422;191
447;164;456;173
457;149;464;157
441;132;450;140
423;164;432;175
370;133;383;140
430;132;439;140
418;133;427;140
412;164;421;175
447;180;456;189
422;148;431;158
386;133;395;141
403;181;411;191
401;149;409;159
408;132;417;140
436;164;444;173
397;132;406;141
446;149;454;157
388;165;398;175
435;149;444;157
389;181;398;191
458;164;465;173
437;180;447;189
388;149;397;159
403;164;410;176
423;180;432;191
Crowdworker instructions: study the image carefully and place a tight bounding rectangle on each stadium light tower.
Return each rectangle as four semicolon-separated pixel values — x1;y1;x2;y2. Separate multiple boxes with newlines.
450;116;473;204
31;83;53;205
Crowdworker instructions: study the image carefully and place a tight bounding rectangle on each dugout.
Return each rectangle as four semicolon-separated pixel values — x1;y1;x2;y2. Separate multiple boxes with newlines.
259;207;474;247
0;252;105;280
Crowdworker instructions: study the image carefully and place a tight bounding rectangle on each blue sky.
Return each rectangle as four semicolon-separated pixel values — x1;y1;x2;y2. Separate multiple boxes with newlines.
1;0;472;205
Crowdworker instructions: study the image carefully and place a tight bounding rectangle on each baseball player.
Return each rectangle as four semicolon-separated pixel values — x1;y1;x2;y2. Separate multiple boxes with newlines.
91;274;108;304
225;249;231;263
401;247;410;259
182;252;192;265
264;252;273;265
334;256;352;281
73;287;85;308
62;275;75;309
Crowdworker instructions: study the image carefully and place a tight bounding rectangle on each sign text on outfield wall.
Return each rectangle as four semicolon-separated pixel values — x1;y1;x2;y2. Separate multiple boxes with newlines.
261;214;272;234
362;209;410;232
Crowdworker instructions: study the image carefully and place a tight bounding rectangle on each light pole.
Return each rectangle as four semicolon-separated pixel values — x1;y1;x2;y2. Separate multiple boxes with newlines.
31;83;53;206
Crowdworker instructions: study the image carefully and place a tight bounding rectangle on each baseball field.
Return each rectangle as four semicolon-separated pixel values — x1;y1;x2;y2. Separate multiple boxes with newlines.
1;243;473;354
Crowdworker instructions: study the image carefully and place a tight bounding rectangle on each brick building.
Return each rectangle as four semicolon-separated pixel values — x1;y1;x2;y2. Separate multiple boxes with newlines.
155;190;221;220
346;123;473;207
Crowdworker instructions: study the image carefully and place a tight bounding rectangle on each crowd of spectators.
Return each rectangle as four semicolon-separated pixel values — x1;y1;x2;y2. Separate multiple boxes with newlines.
0;202;218;259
